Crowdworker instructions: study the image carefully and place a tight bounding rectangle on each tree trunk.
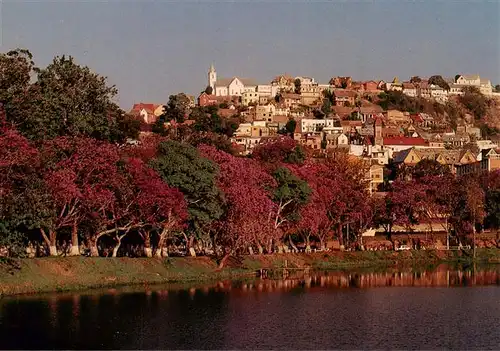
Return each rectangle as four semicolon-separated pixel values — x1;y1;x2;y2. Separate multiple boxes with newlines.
49;245;58;257
218;252;231;269
69;224;80;256
267;239;273;254
156;235;166;258
112;242;120;258
143;231;152;257
248;246;254;255
338;223;344;247
90;241;99;257
257;244;264;254
289;236;299;253
305;234;312;253
188;236;196;257
89;233;105;257
40;229;58;256
277;245;283;254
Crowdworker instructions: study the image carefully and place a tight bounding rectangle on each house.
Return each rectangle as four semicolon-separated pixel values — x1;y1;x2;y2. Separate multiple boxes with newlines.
331;106;355;119
430;85;448;103
456;74;481;86
442;133;471;148
329;76;352;89
301;118;335;133
386;77;403;91
242;91;260;106
386;110;410;125
382;136;427;152
416;81;431;99
454;74;493;96
255;105;276;121
402;82;417;97
359;105;384;123
334;90;357;107
368;163;384;194
281;93;302;108
207;64;258;96
198;93;238;107
363;81;380;92
130;103;164;124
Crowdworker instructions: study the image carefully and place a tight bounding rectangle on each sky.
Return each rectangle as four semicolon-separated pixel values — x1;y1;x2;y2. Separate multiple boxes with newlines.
1;0;499;109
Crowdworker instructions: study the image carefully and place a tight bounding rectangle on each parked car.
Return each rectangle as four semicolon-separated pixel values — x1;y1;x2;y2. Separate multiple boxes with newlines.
396;245;411;251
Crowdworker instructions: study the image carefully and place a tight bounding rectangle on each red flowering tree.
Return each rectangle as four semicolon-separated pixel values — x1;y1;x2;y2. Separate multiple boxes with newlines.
199;145;276;266
124;158;188;257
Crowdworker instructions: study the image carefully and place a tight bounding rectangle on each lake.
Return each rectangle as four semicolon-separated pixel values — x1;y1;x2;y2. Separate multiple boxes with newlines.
1;266;499;350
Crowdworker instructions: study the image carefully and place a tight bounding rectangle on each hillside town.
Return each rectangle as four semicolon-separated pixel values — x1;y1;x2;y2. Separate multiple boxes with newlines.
131;65;500;198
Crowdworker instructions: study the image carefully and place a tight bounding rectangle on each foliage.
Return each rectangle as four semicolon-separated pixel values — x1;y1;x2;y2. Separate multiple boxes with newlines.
294;78;301;94
252;136;306;166
459;86;489;120
377;90;424;113
150;140;224;236
412;159;451;179
204;86;213;95
160;93;191;124
428;75;450;90
284;119;297;136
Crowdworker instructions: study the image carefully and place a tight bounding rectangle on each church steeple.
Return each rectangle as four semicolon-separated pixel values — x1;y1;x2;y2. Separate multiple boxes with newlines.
208;63;217;91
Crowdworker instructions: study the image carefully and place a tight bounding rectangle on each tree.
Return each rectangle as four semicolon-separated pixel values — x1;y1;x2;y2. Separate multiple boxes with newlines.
428;75;450;90
0;49;36;130
483;170;500;230
199;145;276;264
494;84;500;93
412;159;451;179
410;76;422;83
160;93;191;124
252;137;306;167
204;86;213;95
284;119;297;136
294;78;301;94
459;86;488;120
0;125;42;257
26;55;125;142
124;158;188;258
321;99;331;116
149;140;224;255
271;167;311;252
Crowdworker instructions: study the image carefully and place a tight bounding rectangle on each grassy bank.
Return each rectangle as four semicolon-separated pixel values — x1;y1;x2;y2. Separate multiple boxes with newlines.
1;248;499;296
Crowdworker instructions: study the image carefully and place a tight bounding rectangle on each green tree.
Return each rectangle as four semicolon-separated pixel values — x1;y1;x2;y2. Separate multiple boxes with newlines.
160;93;191;123
412;159;451;179
459;86;488;120
204;86;213;95
294;78;301;94
285;119;297;135
0;49;35;127
321;99;331;116
494;84;500;93
272;167;311;226
149;141;224;254
410;76;422;83
428;75;450;90
4;54;125;142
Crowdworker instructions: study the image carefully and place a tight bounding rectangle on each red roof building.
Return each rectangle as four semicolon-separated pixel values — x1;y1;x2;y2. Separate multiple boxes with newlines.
383;136;427;147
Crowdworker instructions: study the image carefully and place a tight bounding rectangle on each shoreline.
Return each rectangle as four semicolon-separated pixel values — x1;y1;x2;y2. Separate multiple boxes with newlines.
1;249;499;296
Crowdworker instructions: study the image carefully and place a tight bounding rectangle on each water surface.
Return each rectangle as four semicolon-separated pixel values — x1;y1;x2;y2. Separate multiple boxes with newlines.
1;267;499;350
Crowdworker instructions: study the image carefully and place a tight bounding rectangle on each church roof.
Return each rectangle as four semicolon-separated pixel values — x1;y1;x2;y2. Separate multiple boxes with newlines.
214;77;258;88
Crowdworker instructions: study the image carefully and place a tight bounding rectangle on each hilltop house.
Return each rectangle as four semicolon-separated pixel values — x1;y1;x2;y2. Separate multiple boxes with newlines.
130;103;164;124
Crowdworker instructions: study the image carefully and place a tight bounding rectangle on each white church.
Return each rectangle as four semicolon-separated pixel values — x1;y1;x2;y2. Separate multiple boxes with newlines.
207;64;277;98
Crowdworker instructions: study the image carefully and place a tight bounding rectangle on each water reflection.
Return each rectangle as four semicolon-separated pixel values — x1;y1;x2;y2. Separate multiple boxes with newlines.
0;266;499;350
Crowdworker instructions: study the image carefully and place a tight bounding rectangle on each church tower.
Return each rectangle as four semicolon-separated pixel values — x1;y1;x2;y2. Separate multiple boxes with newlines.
208;64;217;91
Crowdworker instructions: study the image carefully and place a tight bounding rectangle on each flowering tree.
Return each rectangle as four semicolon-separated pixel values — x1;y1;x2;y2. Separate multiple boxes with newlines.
199;145;276;266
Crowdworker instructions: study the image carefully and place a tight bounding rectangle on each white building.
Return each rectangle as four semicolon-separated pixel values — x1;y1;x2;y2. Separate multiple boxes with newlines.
301;118;335;133
208;64;258;97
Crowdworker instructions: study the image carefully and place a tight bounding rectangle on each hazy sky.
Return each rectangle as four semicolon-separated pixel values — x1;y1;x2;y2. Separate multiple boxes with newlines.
2;0;499;109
